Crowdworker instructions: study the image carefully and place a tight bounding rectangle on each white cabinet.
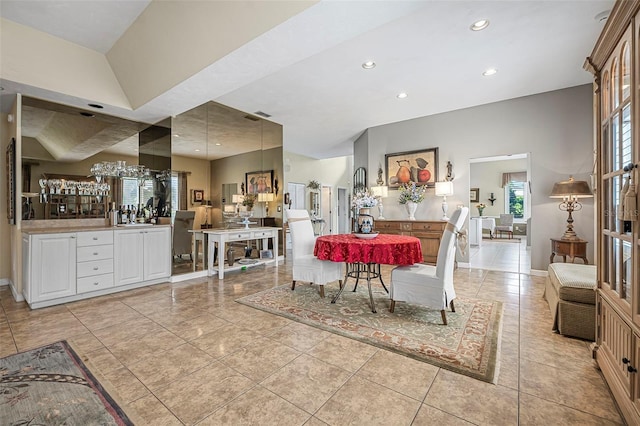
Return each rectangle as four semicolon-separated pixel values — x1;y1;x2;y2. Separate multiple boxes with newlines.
76;230;114;294
24;232;77;304
469;217;483;246
114;227;170;286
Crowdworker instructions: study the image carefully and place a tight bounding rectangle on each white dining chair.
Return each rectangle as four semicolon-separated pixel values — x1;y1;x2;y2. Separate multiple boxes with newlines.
389;207;469;324
286;209;342;297
495;213;514;239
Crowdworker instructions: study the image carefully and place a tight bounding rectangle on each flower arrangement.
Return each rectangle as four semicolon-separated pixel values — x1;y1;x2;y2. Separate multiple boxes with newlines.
476;203;487;210
398;181;427;204
307;180;321;190
242;193;257;209
352;190;378;208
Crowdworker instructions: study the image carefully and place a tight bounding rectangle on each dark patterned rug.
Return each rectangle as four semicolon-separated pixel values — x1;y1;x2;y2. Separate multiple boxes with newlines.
238;284;503;383
0;341;138;425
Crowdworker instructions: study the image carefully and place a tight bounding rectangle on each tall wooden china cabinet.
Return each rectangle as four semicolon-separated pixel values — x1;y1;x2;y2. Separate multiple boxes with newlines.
586;1;640;423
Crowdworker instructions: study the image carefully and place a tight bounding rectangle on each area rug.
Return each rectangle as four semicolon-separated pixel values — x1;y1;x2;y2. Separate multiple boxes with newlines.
0;341;138;425
237;283;503;383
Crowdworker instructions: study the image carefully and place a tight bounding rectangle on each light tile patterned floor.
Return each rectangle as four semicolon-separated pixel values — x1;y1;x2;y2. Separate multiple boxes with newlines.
0;256;622;425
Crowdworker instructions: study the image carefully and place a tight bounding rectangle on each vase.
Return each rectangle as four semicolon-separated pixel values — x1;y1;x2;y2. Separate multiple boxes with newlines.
478;208;484;216
227;247;235;266
406;201;418;220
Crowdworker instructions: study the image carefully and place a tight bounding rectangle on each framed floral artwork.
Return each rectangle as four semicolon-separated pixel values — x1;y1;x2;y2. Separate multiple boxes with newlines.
245;170;273;194
470;188;480;202
385;147;438;189
191;189;204;204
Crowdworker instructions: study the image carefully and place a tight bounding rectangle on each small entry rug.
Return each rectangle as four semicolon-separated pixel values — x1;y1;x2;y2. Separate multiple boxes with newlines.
0;341;137;425
237;284;503;383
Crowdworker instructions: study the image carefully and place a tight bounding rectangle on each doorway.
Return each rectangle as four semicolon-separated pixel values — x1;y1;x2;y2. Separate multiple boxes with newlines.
337;187;349;234
468;153;531;274
321;185;332;234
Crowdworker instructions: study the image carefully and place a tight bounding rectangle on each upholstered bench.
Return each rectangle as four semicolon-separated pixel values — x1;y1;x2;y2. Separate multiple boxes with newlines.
543;263;597;341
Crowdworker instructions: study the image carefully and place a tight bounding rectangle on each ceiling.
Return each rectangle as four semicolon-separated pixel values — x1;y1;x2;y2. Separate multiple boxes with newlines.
0;0;613;160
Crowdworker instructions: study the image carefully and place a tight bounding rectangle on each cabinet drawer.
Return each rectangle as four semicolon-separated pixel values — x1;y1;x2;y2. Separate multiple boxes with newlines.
227;232;252;241
77;259;114;278
375;222;401;231
400;223;413;231
77;273;114;294
253;230;274;238
77;244;113;262
411;222;445;232
77;230;113;247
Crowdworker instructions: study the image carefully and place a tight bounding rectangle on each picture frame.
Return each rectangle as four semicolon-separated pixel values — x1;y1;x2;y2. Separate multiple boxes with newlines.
470;187;480;203
191;189;204;204
245;170;274;194
385;147;438;189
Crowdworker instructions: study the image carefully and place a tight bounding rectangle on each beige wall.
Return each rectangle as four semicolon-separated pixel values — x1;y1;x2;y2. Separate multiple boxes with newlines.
470;158;528;218
0;112;12;283
172;154;211;228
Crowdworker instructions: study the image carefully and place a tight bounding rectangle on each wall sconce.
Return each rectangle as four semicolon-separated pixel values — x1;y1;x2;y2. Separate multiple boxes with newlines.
435;181;454;221
370;185;388;219
258;192;275;216
549;176;593;240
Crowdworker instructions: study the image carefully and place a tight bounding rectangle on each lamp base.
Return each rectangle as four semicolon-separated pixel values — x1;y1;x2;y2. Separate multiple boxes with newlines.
441;200;449;222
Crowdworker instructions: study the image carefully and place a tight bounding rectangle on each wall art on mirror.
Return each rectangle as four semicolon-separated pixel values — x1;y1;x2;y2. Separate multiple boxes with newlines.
470;187;480;203
191;189;204;204
245;170;274;194
6;138;16;225
385;147;438;189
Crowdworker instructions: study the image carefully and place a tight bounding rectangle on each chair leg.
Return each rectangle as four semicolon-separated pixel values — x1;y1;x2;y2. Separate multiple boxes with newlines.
389;300;396;313
339;279;343;289
440;310;448;325
291;280;296;291
319;285;325;298
450;300;455;312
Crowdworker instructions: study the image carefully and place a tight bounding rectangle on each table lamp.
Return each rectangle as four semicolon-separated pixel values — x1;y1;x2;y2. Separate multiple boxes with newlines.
549;176;593;240
258;192;275;216
370;185;388;219
435;181;454;221
232;194;244;214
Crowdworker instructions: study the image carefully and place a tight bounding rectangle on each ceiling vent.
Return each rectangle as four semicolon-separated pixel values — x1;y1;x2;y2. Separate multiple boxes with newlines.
244;114;260;121
254;111;272;118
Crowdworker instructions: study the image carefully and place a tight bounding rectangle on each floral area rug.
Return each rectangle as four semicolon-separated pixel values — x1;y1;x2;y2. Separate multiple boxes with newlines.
237;283;503;383
0;341;138;425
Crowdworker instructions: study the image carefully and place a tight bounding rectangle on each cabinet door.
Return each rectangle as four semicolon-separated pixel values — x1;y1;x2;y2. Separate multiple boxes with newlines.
30;233;76;302
412;231;441;264
600;299;632;397
143;228;171;280
114;230;144;286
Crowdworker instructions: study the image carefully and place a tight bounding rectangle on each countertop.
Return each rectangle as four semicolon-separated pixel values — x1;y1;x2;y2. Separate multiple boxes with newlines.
21;224;171;235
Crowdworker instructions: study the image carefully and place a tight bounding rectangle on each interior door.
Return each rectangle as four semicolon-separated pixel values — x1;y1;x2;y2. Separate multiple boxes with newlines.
337;187;348;234
321;185;331;233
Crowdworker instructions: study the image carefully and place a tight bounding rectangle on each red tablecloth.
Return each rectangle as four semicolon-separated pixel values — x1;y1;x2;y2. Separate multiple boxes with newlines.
314;234;423;265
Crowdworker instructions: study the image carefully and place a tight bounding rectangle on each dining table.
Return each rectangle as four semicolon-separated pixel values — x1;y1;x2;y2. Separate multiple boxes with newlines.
314;233;423;313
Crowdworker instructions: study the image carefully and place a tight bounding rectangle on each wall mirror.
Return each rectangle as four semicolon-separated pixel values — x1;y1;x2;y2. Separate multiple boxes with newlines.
353;167;367;194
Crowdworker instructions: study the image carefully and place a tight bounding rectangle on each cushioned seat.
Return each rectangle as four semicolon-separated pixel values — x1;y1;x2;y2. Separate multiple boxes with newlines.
543;263;597;340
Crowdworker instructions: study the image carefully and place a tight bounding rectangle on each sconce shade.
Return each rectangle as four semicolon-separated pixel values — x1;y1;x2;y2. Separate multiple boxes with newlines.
232;194;244;203
435;181;454;197
258;192;275;202
370;186;388;198
549;177;593;199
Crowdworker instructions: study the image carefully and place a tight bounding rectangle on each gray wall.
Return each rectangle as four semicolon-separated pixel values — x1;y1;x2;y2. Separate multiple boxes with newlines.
363;85;594;271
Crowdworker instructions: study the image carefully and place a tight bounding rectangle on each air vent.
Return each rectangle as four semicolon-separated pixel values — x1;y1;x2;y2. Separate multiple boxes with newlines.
79;112;95;117
254;111;271;118
244;115;260;121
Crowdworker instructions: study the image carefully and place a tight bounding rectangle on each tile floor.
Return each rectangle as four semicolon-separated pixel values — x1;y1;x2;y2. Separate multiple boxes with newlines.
469;237;531;274
0;256;622;425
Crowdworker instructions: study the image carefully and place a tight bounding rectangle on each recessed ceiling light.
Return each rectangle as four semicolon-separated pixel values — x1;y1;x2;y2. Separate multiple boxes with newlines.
483;68;497;76
470;19;489;31
362;61;376;69
195;149;200;152
173;134;179;137
397;92;408;99
88;103;104;109
215;143;221;146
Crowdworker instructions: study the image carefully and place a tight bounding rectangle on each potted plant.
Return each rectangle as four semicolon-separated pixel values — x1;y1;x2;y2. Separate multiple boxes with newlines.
307;180;321;191
398;181;426;220
242;193;257;210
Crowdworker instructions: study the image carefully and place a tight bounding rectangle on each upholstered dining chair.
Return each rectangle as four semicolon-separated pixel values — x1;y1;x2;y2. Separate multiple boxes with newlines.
495;213;514;239
389;207;469;325
172;210;195;261
286;209;342;298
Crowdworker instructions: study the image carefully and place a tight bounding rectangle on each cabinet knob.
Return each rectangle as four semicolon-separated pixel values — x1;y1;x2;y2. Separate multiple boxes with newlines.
623;357;630;364
628;366;638;373
70;236;76;239
93;267;99;270
93;237;98;240
93;282;99;286
93;252;98;256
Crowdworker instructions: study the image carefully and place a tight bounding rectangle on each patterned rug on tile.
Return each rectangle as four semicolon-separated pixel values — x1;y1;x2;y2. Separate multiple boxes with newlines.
237;283;503;383
0;340;138;425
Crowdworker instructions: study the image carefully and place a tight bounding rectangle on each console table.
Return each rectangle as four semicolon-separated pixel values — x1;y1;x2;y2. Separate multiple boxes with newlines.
205;227;280;279
550;238;588;264
373;219;446;264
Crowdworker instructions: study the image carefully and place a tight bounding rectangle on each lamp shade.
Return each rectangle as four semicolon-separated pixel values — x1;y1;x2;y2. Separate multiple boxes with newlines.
258;192;275;202
370;186;388;197
232;194;244;203
549;177;593;198
224;205;235;213
435;181;454;197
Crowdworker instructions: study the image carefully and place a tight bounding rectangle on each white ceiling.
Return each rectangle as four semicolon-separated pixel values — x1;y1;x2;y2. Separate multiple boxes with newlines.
0;0;613;160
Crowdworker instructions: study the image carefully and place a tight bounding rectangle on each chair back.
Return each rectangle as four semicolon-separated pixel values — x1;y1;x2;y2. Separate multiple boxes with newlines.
435;207;469;282
287;209;316;258
286;209;310;221
172;210;195;256
499;214;514;226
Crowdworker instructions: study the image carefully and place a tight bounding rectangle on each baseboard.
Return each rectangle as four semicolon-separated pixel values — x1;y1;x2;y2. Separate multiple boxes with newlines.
171;271;207;282
0;278;9;286
457;262;470;268
9;282;25;302
529;268;548;277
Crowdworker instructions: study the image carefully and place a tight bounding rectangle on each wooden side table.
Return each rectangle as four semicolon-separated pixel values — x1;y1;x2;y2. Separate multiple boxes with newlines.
550;238;588;264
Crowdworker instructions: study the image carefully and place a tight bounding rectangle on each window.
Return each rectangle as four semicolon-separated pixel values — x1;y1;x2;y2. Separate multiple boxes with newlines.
121;177;140;208
504;180;526;219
